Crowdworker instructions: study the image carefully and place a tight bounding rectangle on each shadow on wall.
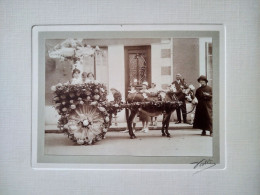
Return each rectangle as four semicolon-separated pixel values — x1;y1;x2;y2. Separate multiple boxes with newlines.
173;38;200;88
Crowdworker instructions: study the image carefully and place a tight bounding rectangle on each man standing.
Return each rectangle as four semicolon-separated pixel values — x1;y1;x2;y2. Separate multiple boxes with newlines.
193;75;213;136
172;73;188;124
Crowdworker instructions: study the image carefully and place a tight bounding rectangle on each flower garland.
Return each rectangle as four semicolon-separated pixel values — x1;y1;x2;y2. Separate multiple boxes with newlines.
107;100;182;111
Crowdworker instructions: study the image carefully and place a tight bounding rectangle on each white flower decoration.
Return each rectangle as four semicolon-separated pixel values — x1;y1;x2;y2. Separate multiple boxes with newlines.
69;125;78;131
83;119;89;126
54;97;60;101
105;117;110;122
51;86;56;91
189;84;195;90
90;101;98;106
98;107;105;112
55;103;61;107
77;139;84;145
94;80;99;85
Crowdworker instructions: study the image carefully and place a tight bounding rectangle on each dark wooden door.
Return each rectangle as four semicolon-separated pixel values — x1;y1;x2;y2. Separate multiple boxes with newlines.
124;46;151;98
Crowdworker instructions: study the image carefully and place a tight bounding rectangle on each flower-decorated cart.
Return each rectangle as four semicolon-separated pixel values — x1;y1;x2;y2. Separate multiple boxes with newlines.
52;81;115;145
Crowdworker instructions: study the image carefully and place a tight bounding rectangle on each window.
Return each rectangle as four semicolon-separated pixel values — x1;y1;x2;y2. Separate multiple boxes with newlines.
81;47;108;84
205;42;213;86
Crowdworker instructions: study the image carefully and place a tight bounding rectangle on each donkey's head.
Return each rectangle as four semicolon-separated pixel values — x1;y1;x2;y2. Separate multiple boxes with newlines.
166;91;178;101
158;90;178;101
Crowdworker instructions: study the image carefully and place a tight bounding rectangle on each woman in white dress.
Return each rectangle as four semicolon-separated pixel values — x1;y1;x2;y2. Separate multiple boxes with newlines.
70;68;81;84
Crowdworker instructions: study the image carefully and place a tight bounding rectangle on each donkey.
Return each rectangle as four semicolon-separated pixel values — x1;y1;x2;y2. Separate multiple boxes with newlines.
126;91;181;139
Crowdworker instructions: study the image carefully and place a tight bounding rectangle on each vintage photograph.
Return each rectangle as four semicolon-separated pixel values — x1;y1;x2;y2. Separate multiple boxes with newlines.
44;37;213;156
31;25;224;168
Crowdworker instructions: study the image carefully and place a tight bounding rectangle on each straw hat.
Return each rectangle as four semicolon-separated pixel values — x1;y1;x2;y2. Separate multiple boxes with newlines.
142;81;148;86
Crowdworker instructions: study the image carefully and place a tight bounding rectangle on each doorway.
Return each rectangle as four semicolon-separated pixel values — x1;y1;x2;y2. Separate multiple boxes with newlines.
124;46;151;98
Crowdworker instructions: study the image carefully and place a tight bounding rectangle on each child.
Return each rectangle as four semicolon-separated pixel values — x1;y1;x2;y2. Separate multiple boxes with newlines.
140;81;149;93
148;82;158;126
128;85;137;94
139;81;149;133
86;72;95;82
81;72;88;83
70;68;81;84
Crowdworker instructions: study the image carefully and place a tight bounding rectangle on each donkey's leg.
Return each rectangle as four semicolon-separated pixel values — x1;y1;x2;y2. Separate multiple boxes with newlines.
161;114;166;136
108;113;113;127
126;109;133;136
165;113;172;137
128;109;138;139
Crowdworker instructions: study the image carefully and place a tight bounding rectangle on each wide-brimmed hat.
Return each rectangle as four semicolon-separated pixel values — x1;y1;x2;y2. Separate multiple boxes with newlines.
197;75;208;83
142;81;149;86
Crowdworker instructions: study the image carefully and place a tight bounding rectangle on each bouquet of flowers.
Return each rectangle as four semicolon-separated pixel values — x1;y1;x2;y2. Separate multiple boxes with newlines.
48;39;103;64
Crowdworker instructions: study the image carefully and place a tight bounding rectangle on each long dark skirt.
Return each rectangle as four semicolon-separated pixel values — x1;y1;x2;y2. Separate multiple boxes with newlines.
193;100;212;131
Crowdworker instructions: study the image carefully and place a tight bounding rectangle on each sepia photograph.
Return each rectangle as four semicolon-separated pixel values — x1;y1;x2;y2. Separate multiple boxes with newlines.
32;25;225;168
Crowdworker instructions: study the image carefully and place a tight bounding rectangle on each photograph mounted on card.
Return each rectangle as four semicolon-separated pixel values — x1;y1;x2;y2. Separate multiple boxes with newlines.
32;25;225;170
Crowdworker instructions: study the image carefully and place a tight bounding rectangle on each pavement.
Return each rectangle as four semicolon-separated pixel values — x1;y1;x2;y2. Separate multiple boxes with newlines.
45;129;212;156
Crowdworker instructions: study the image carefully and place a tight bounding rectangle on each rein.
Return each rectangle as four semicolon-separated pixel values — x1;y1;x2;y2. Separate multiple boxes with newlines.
183;104;196;115
167;91;196;115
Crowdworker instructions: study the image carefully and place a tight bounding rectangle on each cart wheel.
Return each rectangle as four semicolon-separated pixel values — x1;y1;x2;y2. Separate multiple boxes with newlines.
68;104;106;144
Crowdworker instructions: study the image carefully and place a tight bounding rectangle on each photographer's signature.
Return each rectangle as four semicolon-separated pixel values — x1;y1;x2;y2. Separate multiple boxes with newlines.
191;159;216;174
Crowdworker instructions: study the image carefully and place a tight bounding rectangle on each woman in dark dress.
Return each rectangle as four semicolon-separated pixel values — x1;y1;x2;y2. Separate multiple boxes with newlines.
193;75;213;136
